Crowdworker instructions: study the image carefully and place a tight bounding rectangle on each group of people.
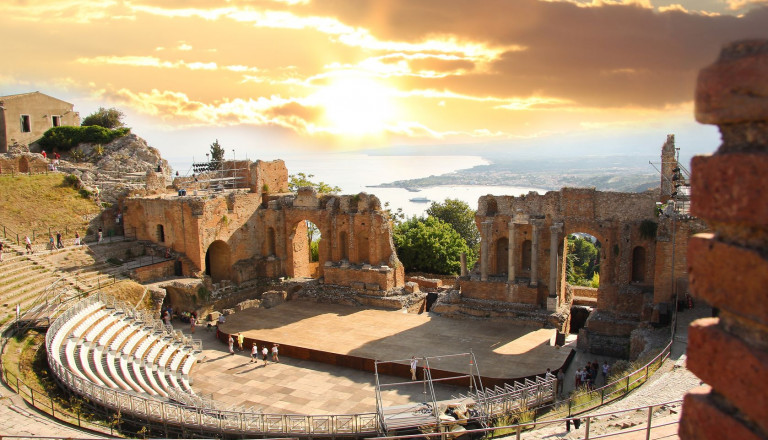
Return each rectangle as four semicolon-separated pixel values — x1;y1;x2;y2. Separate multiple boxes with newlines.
41;150;60;171
227;332;280;366
575;361;611;390
22;231;84;254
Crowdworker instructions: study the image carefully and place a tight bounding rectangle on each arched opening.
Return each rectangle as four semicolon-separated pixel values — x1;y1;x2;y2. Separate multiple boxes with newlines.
339;231;349;261
631;246;646;283
291;220;322;278
494;237;507;276
521;239;532;271
485;199;498;216
570;306;592;334
266;227;276;256
18;157;29;173
205;240;231;283
564;233;601;289
157;224;165;243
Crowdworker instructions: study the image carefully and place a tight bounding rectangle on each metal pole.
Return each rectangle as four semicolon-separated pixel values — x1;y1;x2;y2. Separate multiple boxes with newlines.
646;405;653;440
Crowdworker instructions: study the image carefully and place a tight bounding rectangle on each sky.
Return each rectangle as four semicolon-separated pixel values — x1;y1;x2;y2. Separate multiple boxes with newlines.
2;0;768;164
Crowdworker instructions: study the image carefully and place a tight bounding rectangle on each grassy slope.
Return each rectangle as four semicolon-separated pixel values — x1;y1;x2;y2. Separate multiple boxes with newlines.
0;173;100;236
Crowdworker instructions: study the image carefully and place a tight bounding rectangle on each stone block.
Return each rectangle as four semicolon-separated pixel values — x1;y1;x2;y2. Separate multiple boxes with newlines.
691;154;768;225
261;290;288;309
680;386;762;440
688;234;768;325
695;40;768;125
365;283;380;291
350;281;366;291
686;317;768;433
207;311;221;322
404;282;420;294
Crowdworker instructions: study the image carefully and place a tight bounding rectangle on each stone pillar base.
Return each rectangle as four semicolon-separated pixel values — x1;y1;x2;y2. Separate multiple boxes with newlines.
547;296;558;312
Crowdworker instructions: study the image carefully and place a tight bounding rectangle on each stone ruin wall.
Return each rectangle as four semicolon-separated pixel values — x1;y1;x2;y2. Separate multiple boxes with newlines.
0;153;50;174
123;160;404;292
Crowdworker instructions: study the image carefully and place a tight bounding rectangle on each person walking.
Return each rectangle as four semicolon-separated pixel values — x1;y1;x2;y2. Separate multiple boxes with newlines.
262;346;269;366
272;344;279;362
48;234;55;251
251;344;259;363
228;335;235;355
25;235;32;254
602;361;611;384
237;332;244;351
410;356;418;381
190;314;196;333
97;227;103;244
0;240;4;262
74;231;80;246
56;231;63;249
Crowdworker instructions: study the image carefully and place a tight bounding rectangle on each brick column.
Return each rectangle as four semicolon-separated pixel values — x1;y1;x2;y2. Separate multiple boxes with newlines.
530;220;540;286
507;221;516;282
548;222;562;311
480;220;492;281
679;39;768;440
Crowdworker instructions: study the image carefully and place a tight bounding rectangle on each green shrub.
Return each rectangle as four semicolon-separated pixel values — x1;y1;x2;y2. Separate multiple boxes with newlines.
38;126;130;152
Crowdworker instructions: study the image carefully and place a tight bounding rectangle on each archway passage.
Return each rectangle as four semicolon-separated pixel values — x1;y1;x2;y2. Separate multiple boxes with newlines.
564;233;601;289
205;240;231;283
291;220;322;279
494;237;508;276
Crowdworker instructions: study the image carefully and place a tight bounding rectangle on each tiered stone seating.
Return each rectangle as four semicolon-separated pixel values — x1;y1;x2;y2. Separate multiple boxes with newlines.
48;295;203;404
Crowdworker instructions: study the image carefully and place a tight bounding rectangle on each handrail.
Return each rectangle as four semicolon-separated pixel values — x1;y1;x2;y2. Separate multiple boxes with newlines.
369;398;684;440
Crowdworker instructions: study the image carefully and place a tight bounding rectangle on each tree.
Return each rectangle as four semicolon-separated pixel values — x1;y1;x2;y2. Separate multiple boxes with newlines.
426;198;480;254
81;107;125;129
566;235;601;286
288;172;341;194
209;139;225;169
394;216;472;275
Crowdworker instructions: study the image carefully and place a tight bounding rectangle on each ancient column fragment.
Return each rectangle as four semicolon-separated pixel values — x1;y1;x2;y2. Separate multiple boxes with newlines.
549;223;563;298
531;220;540;286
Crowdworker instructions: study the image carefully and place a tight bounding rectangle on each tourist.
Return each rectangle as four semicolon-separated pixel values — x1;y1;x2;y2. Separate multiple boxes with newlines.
217;314;226;326
575;368;582;388
97;226;103;243
25;235;32;254
251;344;259;363
54;152;60;169
74;231;80;246
163;310;170;326
0;240;3;261
262;346;269;365
41;150;47;159
48;234;55;251
272;343;279;363
237;332;244;351
190;314;196;333
410;356;418;380
56;231;63;249
228;335;235;355
602;361;610;383
556;369;565;396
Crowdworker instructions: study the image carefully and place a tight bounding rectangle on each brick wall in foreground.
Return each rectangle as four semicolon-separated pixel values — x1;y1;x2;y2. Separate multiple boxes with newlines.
679;39;768;440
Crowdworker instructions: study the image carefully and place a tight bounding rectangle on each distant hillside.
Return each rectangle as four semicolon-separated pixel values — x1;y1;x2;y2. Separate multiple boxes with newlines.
0;174;100;237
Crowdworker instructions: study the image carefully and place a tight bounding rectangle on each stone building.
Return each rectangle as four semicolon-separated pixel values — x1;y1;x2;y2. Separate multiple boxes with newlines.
123;159;404;293
444;136;707;357
0;91;80;153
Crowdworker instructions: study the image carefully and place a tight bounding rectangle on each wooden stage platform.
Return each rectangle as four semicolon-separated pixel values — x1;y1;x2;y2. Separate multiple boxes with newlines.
217;301;572;387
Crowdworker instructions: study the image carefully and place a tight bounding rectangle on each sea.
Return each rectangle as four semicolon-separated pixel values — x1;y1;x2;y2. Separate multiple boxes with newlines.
168;152;547;218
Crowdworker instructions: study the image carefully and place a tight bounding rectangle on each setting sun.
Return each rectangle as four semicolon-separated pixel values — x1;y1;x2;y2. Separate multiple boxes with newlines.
312;74;397;137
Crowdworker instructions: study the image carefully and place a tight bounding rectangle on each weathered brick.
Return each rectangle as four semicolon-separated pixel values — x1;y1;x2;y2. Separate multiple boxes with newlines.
695;40;768;125
688;234;768;325
686;318;768;433
690;154;768;225
680;386;762;440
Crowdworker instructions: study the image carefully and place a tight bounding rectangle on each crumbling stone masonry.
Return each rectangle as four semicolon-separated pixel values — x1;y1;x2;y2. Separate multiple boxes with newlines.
679;39;768;440
123;159;404;292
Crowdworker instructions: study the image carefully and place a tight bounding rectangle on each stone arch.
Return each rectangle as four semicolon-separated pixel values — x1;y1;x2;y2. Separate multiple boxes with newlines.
521;239;532;271
494;237;508;276
339;231;349;261
631;246;646;283
290;219;323;279
561;230;602;289
205;240;231;283
18;156;29;173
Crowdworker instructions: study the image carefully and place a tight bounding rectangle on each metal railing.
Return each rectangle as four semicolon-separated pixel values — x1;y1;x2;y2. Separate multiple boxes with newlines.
369;399;683;440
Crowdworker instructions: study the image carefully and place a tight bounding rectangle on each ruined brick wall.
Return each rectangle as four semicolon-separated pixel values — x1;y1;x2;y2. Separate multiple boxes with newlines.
460;279;509;302
679;40;768;440
0;154;49;174
250;159;288;194
131;260;175;283
324;265;401;292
